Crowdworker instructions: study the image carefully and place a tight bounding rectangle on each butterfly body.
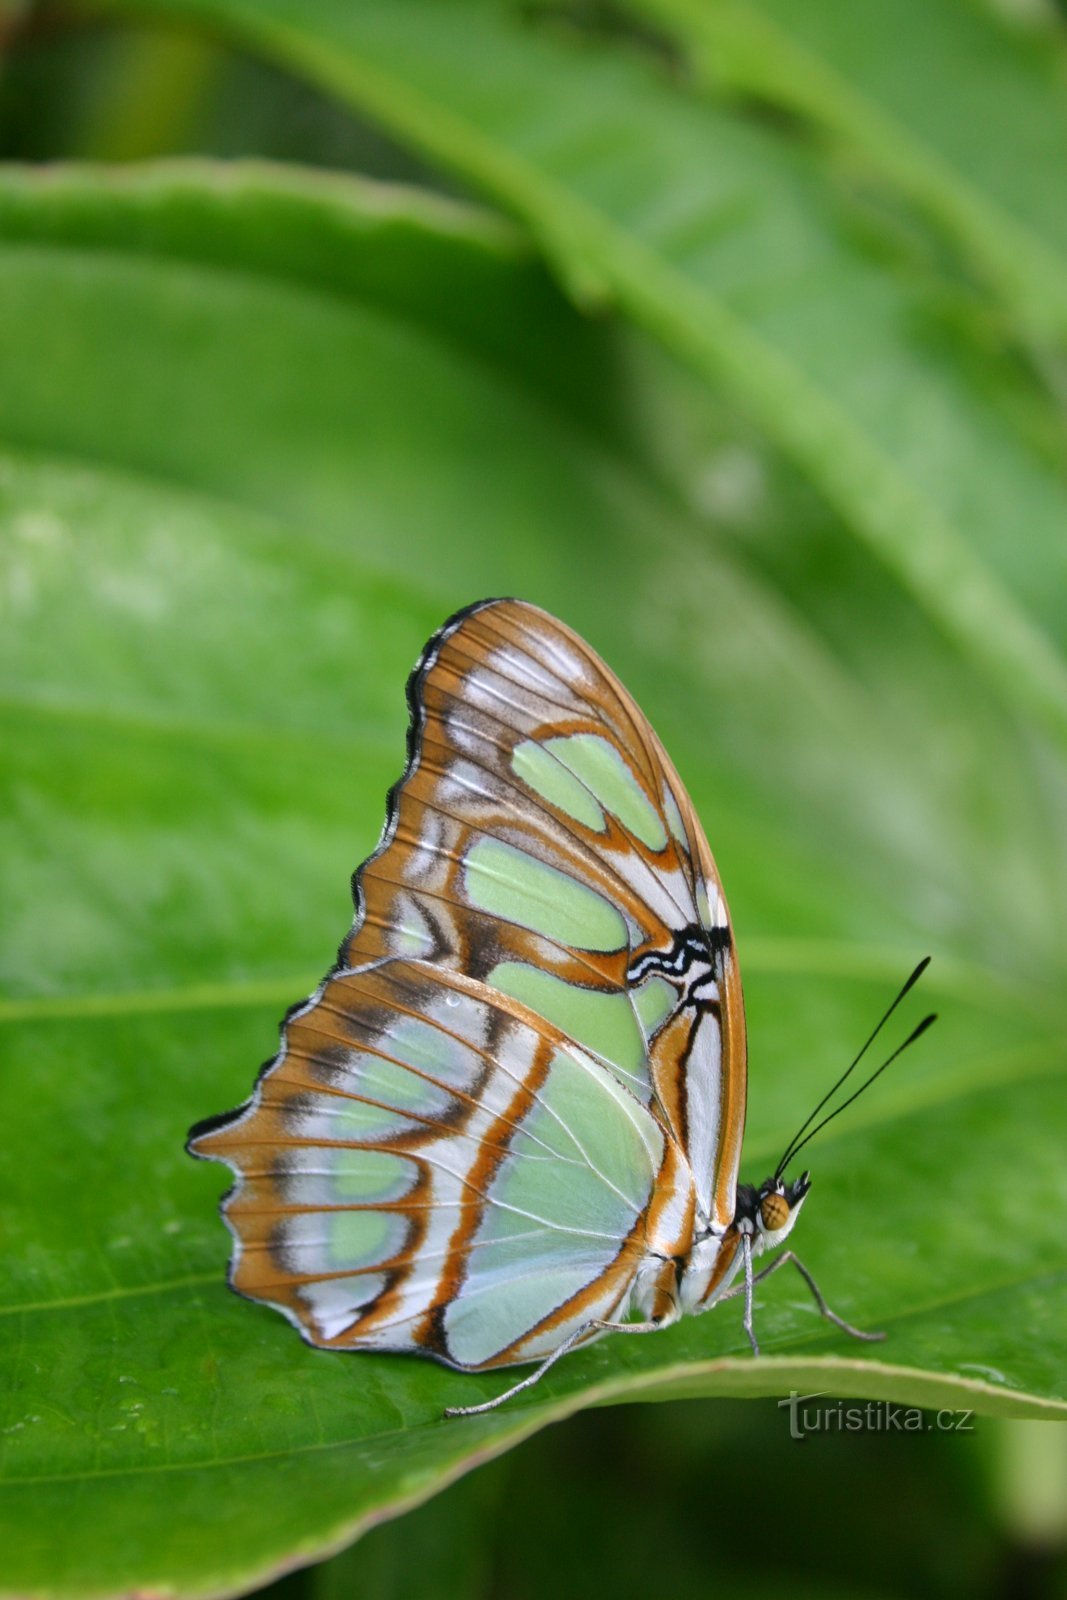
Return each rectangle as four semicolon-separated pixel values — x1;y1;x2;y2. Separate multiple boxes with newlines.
190;598;855;1392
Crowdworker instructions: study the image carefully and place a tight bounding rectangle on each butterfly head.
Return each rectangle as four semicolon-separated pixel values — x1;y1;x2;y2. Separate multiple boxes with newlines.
755;1171;811;1247
734;1171;810;1249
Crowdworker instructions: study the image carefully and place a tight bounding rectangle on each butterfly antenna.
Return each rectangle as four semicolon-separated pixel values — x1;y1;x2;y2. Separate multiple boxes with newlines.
778;1014;937;1172
775;957;931;1179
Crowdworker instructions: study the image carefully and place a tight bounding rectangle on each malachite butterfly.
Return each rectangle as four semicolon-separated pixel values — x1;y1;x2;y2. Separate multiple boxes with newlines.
190;598;931;1415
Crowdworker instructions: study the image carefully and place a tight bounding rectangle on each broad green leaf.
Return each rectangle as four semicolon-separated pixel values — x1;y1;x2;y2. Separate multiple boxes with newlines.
96;0;1067;754
2;165;1066;1600
632;0;1067;349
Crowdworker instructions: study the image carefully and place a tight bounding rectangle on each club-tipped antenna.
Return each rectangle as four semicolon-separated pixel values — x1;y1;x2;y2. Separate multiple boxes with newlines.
778;1013;937;1173
775;957;931;1180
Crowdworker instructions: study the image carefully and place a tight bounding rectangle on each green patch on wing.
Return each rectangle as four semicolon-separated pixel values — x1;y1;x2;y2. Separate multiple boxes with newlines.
543;735;667;850
332;1148;415;1203
512;739;608;831
328;1209;405;1271
490;961;676;1099
463;837;627;950
631;975;676;1036
379;1016;480;1090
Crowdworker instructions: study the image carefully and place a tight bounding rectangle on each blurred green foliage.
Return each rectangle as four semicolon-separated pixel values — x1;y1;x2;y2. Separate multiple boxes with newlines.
2;3;1067;1597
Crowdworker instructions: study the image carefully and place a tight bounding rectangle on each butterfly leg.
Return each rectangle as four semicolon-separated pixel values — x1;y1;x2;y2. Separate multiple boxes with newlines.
442;1315;668;1419
741;1233;760;1355
767;1251;885;1342
443;1321;602;1419
722;1249;884;1345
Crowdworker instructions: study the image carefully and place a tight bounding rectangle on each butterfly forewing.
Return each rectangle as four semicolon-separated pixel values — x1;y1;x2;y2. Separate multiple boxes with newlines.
190;599;746;1368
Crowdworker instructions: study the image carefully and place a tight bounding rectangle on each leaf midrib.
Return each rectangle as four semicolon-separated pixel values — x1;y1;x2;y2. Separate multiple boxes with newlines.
0;1031;1060;1327
3;1267;1064;1493
0;689;398;757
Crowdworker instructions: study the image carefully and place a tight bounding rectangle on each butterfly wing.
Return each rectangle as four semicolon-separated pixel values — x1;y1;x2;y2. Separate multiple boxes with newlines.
193;961;678;1368
190;598;746;1367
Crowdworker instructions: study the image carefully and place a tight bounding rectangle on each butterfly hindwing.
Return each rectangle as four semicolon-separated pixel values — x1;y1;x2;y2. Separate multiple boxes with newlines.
190;599;746;1367
192;962;670;1367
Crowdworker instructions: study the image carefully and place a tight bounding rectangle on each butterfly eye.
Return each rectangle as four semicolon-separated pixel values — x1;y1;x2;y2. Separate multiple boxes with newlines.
760;1191;790;1232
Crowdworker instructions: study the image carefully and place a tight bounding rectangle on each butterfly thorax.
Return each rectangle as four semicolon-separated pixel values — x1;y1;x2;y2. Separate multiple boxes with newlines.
634;1172;811;1323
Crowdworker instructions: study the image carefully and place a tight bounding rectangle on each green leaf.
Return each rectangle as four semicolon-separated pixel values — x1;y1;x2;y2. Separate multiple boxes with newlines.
2;163;1066;1600
95;0;1067;754
632;0;1067;349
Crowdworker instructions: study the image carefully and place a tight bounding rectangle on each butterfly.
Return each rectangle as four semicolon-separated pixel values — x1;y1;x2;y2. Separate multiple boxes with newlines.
189;598;931;1415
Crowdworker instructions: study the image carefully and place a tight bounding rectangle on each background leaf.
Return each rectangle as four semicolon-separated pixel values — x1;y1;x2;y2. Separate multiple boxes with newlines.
2;158;1066;1598
633;0;1067;350
98;0;1067;748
